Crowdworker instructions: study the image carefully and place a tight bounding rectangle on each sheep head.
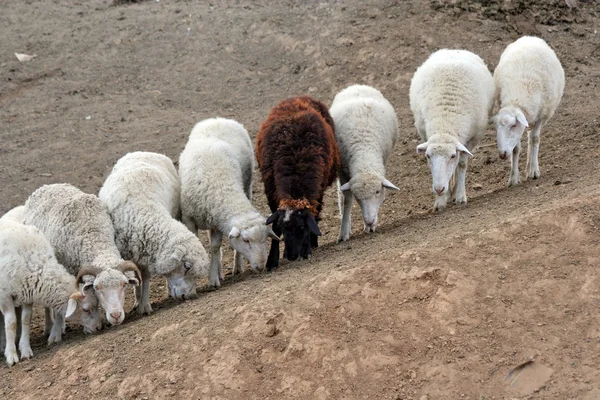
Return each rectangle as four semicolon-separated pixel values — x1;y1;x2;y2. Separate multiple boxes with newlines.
164;241;209;300
493;106;529;160
228;214;279;272
339;172;399;233
77;263;139;327
416;134;472;198
267;199;321;262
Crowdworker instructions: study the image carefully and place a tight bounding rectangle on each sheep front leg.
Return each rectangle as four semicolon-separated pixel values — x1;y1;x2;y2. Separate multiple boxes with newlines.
454;153;469;205
509;142;521;187
44;307;53;336
18;304;33;359
266;222;281;271
527;121;542;179
209;229;223;288
1;299;19;366
233;250;244;276
136;267;153;315
338;189;353;243
48;310;64;344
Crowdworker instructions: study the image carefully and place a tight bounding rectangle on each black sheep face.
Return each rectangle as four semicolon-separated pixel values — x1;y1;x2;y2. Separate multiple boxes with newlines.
266;208;321;261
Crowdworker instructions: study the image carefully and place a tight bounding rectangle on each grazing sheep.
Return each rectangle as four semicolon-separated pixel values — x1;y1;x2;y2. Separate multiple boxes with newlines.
179;119;278;288
99;152;209;313
330;84;400;241
0;217;81;366
256;96;341;270
410;49;495;211
22;184;141;329
492;36;565;186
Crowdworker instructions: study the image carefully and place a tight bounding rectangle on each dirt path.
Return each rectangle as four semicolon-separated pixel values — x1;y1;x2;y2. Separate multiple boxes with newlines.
1;0;600;399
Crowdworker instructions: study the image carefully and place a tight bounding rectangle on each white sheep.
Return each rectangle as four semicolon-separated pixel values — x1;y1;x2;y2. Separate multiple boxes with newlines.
22;184;141;329
492;36;565;186
99;151;210;314
330;84;400;241
410;49;495;211
179;118;278;288
0;216;82;366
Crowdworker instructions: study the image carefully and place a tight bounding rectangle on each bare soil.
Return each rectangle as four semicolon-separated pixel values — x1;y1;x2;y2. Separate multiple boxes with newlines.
1;0;600;399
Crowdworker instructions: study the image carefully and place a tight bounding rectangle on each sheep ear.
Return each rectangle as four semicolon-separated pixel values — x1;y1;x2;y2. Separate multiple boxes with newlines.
339;182;351;192
268;227;280;241
228;227;240;239
382;178;399;191
306;214;321;236
456;142;473;157
516;111;529;128
266;211;280;225
416;142;428;154
65;298;78;319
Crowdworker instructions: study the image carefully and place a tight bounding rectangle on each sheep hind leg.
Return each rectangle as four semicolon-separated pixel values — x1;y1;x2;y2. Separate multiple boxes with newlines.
44;307;53;337
209;229;223;288
453;153;468;205
19;304;33;359
508;142;521;187
1;298;19;366
527;122;542;179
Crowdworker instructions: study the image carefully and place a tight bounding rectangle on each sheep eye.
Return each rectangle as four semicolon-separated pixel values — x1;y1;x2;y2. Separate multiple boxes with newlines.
243;238;250;243
376;190;381;195
184;262;192;271
451;154;456;159
426;154;430;159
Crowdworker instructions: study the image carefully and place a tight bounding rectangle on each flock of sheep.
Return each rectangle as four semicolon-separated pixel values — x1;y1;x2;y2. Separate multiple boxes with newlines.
0;35;564;366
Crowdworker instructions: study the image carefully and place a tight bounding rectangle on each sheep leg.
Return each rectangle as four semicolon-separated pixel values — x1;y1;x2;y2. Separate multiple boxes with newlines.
0;313;4;351
300;236;312;259
135;267;152;315
338;189;353;243
182;214;199;236
527;121;542;179
454;153;469;205
209;229;223;288
44;307;53;336
48;310;64;344
266;222;281;271
18;304;33;359
508;141;521;187
1;299;19;366
233;250;244;276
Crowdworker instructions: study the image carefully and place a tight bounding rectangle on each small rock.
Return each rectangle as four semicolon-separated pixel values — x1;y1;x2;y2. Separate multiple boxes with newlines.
39;173;53;177
308;87;317;93
473;183;483;190
265;324;279;337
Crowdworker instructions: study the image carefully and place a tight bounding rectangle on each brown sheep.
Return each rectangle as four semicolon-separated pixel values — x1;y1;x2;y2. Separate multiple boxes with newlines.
256;96;340;270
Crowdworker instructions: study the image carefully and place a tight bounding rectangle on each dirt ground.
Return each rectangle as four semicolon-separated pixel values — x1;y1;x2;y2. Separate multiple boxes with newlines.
1;0;600;398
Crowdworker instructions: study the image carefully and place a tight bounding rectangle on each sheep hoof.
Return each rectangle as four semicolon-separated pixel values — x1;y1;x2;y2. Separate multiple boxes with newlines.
19;346;33;359
528;170;540;180
508;177;521;187
5;351;19;367
137;303;153;315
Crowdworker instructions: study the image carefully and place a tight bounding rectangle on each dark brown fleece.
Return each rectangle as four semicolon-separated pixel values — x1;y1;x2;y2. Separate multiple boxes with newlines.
256;96;341;220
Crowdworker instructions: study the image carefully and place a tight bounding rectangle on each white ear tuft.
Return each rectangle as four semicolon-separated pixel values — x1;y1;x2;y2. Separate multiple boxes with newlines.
416;142;428;154
339;182;351;192
228;227;241;239
516;111;529;128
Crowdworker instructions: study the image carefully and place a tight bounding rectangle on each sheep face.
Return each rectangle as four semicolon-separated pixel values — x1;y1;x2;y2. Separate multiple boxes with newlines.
494;107;529;160
266;208;321;261
66;285;103;334
417;135;472;198
228;224;274;272
78;262;141;327
164;245;207;300
340;172;399;233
